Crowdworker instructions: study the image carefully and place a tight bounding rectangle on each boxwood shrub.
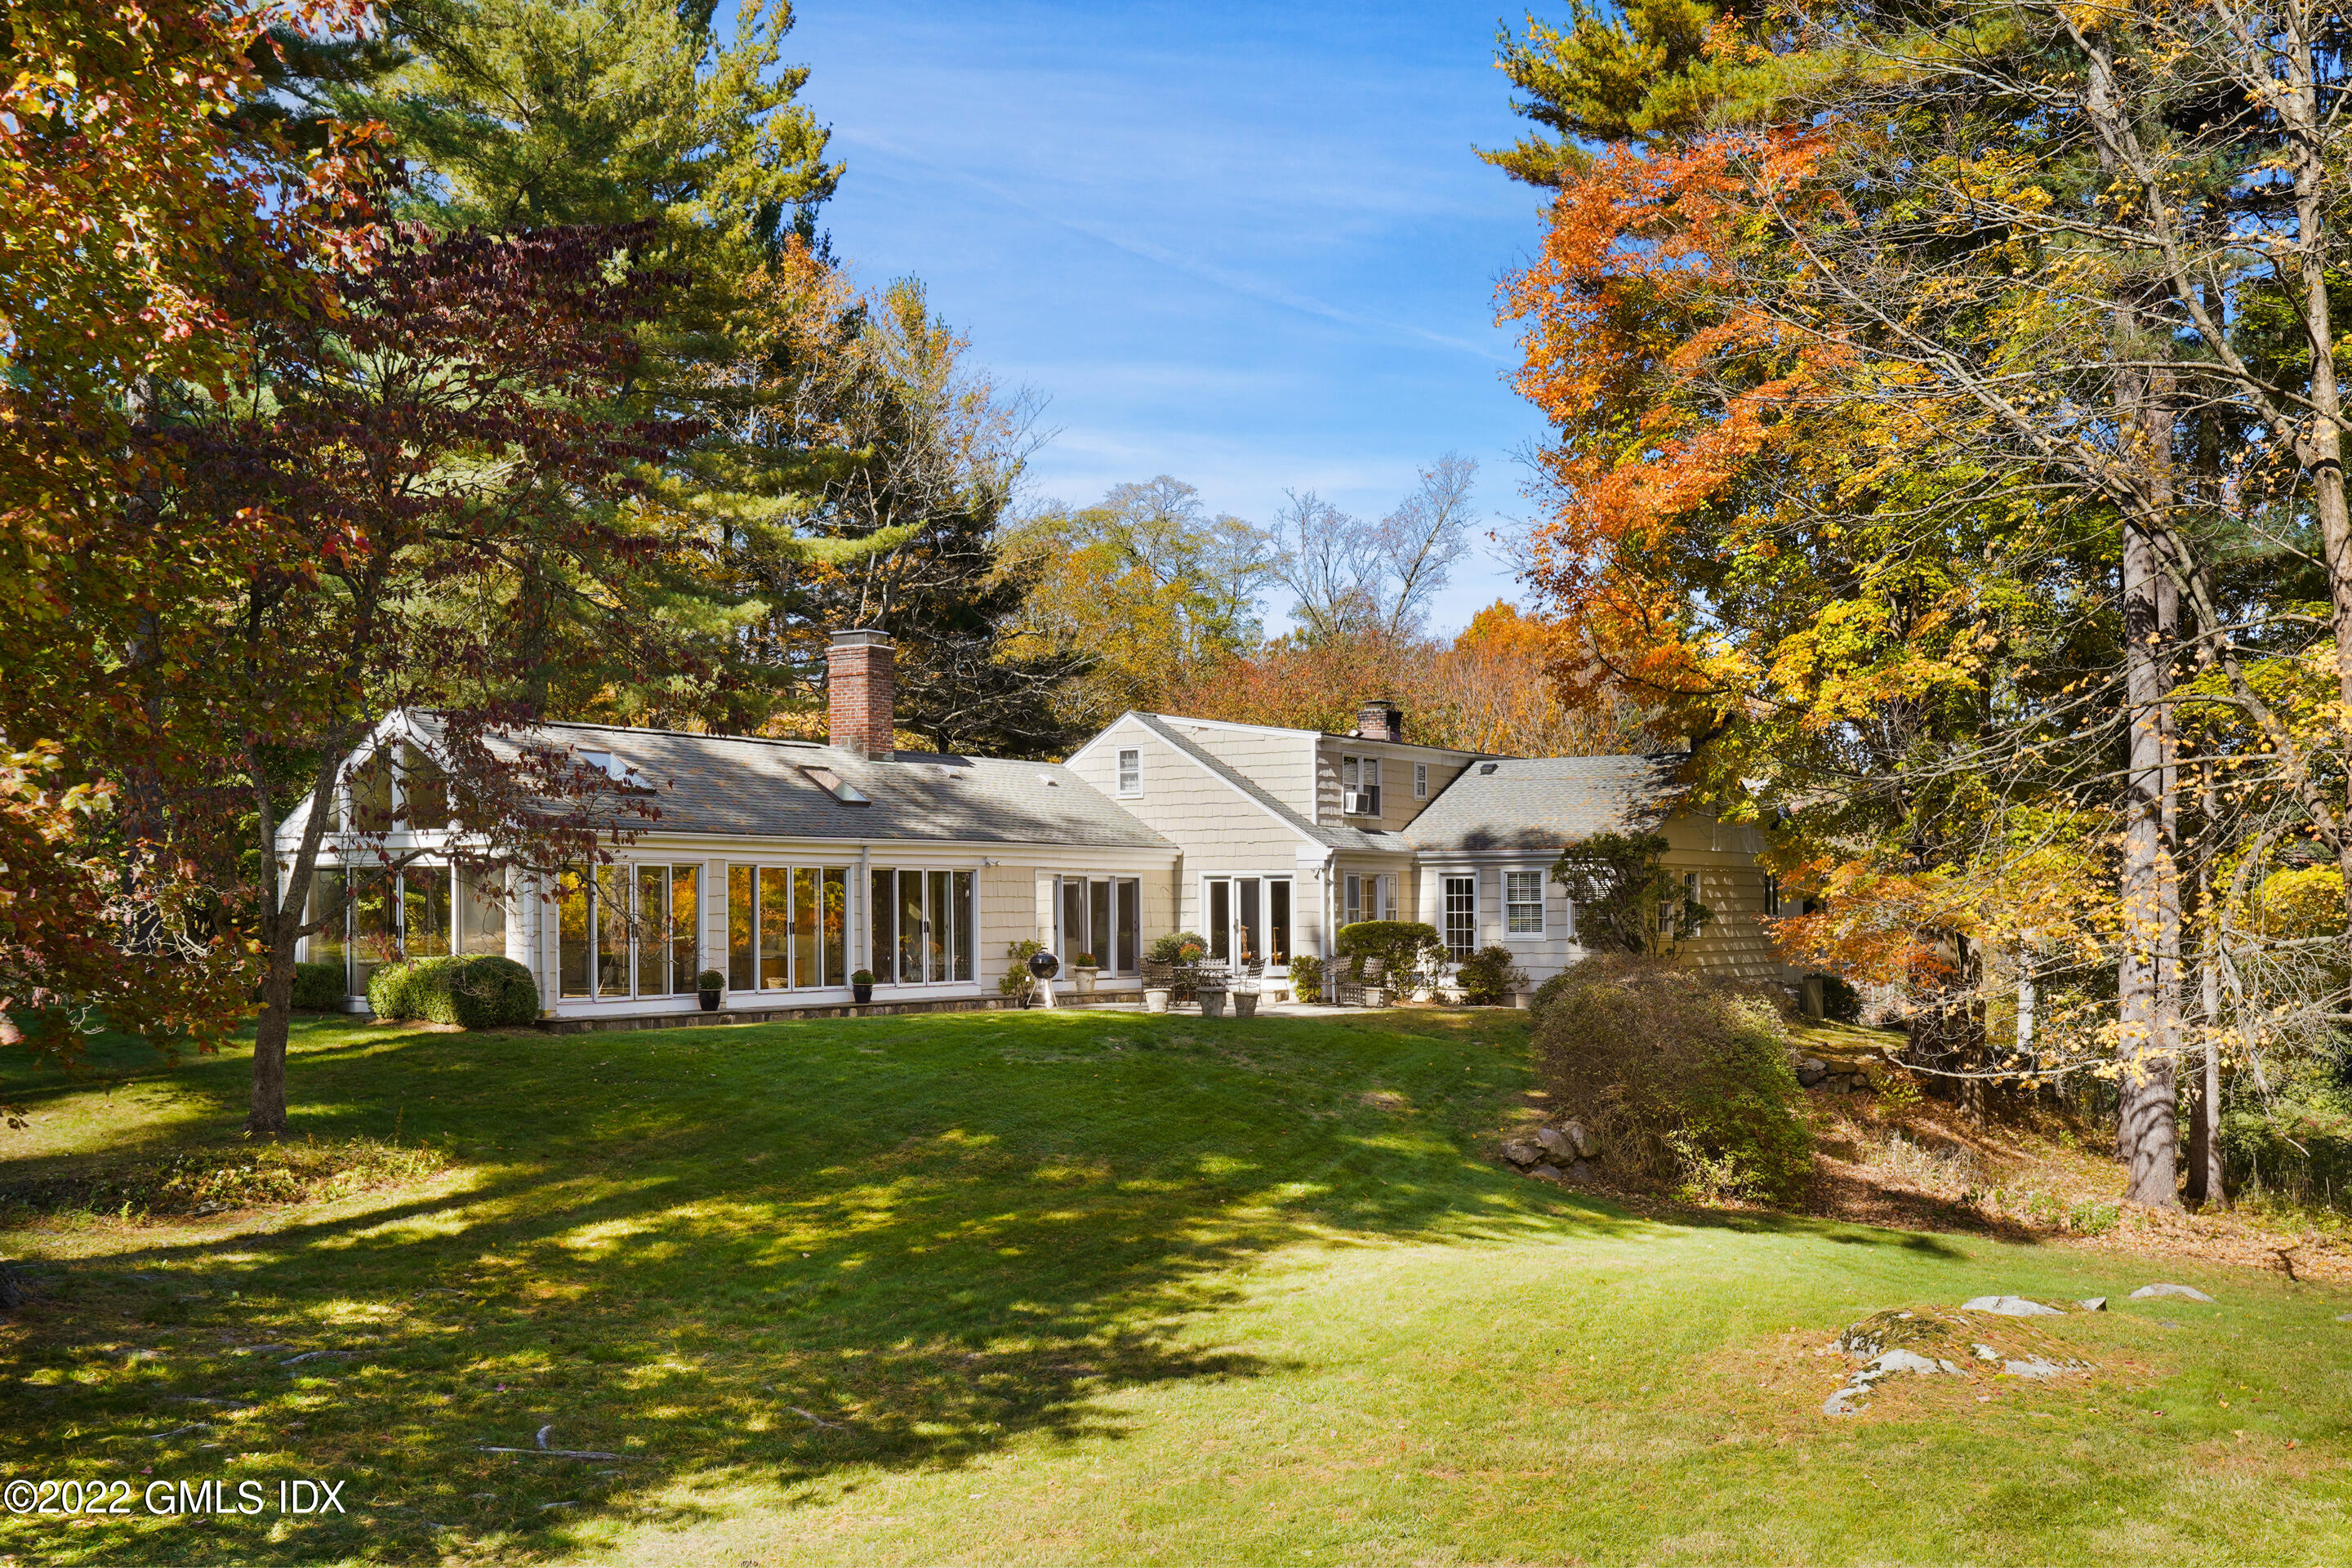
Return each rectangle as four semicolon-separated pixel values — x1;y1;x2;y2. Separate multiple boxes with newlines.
290;961;346;1011
366;954;540;1029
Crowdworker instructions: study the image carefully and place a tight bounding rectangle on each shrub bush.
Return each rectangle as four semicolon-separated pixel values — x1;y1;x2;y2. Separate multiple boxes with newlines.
1289;952;1325;1001
1527;969;1575;1031
291;961;345;1011
1335;921;1445;990
999;938;1045;998
1453;944;1529;1005
1147;931;1209;964
366;954;540;1028
1532;953;1811;1205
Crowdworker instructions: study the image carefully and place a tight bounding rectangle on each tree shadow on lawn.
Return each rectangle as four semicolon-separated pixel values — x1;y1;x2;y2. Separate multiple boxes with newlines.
3;1009;1658;1561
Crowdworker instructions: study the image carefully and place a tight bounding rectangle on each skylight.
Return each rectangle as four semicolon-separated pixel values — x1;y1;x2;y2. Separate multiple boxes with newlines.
802;765;870;804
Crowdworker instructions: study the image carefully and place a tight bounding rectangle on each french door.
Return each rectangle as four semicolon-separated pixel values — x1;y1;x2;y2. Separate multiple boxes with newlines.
727;864;850;991
1442;874;1477;958
1200;876;1291;968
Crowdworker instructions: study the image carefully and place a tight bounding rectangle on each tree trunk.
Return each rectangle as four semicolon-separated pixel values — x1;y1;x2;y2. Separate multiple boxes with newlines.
2118;501;2180;1205
247;941;296;1138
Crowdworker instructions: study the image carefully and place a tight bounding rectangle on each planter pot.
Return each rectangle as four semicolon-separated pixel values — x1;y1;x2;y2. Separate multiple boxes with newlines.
1200;990;1227;1018
853;982;874;1004
1073;968;1098;998
1232;993;1259;1018
1143;988;1171;1014
697;990;720;1013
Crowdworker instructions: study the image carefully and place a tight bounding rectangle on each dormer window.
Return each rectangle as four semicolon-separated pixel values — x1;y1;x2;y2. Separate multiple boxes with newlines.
1341;755;1381;817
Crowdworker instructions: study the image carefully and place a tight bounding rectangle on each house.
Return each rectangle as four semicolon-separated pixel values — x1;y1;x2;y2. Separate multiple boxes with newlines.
1065;709;1793;991
283;630;1795;1027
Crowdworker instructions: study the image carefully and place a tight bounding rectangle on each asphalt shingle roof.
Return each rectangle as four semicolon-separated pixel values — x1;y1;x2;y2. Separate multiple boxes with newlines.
385;716;1176;851
1130;713;1410;857
1404;754;1689;853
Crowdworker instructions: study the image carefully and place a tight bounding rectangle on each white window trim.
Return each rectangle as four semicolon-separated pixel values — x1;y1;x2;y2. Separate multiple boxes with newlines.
1116;746;1143;797
1503;867;1546;940
1414;762;1428;800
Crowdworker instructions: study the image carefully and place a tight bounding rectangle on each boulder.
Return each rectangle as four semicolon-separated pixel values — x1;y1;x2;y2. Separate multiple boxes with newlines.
1824;1345;1961;1416
1568;1160;1596;1183
1797;1058;1829;1087
1535;1126;1573;1159
2128;1283;2216;1303
1527;1164;1564;1184
1962;1295;2065;1316
2002;1356;2067;1379
1563;1119;1597;1158
1499;1138;1544;1169
2078;1297;2108;1312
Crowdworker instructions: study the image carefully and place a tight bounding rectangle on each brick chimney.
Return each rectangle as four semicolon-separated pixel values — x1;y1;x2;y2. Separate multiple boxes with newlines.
1356;697;1402;743
827;629;895;760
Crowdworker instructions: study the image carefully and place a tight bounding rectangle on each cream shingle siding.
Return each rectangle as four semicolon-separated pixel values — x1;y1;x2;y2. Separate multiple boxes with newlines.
1316;739;1477;834
1156;719;1319;819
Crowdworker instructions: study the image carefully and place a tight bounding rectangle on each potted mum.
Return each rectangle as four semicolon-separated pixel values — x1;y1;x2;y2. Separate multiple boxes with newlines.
851;969;875;1004
1071;953;1100;998
696;969;725;1012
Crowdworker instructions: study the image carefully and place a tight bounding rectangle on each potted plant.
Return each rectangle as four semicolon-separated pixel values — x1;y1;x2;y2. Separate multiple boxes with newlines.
1071;953;1100;998
850;969;875;1004
696;969;725;1012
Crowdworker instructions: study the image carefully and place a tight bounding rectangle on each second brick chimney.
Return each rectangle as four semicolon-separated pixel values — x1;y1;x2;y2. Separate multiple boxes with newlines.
1356;697;1403;743
827;629;895;760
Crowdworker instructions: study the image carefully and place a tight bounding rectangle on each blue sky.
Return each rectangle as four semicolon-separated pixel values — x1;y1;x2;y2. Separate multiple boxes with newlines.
786;0;1557;635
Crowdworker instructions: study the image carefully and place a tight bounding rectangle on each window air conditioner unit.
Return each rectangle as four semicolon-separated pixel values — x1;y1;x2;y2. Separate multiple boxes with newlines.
1344;787;1380;816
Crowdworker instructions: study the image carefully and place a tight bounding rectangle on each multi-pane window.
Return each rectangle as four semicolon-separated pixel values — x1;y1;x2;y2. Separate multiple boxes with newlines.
562;863;705;999
725;863;851;991
1340;873;1393;931
1506;871;1544;935
1057;875;1141;969
1116;747;1142;796
304;862;510;999
1443;875;1477;958
865;867;975;985
1340;755;1382;816
1763;875;1782;917
1414;762;1428;799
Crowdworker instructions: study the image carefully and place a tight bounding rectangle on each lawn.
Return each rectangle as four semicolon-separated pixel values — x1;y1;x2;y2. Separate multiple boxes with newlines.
4;1007;2350;1566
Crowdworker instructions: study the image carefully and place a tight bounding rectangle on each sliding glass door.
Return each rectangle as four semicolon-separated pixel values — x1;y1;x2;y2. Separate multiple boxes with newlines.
868;866;975;985
1054;877;1141;972
728;863;852;991
559;863;705;999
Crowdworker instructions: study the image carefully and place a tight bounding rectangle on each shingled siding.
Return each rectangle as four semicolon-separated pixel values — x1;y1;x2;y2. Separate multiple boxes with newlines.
1314;741;1477;835
1068;717;1330;942
1405;814;1795;993
1156;720;1319;820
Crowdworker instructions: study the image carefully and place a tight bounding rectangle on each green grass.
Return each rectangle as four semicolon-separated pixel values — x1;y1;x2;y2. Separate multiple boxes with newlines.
4;1009;2351;1565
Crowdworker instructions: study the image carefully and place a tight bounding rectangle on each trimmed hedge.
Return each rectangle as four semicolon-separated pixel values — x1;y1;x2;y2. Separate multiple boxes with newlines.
366;954;540;1028
291;961;346;1011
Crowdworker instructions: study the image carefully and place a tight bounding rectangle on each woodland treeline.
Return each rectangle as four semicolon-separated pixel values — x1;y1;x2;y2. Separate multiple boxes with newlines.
12;0;2342;1216
1485;0;2352;1212
0;0;1590;1133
